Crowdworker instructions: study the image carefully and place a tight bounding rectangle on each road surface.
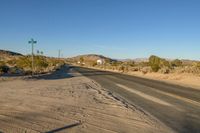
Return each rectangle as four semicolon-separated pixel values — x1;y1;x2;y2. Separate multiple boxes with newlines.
73;66;200;133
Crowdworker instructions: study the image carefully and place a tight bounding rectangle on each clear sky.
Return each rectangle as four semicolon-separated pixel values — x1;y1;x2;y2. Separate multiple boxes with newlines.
0;0;199;60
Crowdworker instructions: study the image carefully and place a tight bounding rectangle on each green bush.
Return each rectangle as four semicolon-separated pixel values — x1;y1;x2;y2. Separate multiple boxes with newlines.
149;55;172;72
151;64;160;72
149;55;161;72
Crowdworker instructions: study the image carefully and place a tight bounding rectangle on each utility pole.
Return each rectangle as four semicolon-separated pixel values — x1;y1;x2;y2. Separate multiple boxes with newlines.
28;38;37;76
58;49;61;59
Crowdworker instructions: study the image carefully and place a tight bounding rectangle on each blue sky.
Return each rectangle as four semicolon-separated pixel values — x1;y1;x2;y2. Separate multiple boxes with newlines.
0;0;200;60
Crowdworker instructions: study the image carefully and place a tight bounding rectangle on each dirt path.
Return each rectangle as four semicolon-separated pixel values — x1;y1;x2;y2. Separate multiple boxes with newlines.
0;66;173;133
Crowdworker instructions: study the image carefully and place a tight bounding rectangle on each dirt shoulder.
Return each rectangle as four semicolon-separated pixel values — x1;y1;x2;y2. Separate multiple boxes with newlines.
0;67;173;133
128;71;200;90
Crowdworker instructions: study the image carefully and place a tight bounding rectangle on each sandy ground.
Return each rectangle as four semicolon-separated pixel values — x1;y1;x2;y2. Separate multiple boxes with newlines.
0;67;173;133
128;72;200;90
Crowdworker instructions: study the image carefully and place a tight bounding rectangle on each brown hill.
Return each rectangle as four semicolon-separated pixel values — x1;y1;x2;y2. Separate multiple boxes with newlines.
67;54;116;62
0;49;23;57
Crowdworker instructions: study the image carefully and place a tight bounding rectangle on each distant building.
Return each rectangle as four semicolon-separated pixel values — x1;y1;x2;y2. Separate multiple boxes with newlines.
97;59;104;65
77;61;85;65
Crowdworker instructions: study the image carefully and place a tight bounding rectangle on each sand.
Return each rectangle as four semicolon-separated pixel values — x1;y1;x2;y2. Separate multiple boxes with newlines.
128;72;200;90
0;67;173;133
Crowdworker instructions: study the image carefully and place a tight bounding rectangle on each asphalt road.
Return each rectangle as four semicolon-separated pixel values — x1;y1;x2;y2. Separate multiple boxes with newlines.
73;66;200;133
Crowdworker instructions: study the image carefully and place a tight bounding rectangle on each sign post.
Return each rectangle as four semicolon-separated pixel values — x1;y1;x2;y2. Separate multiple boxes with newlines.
28;38;37;76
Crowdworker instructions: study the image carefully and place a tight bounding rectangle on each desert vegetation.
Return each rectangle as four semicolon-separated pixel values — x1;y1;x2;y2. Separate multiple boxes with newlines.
68;54;200;76
0;50;65;75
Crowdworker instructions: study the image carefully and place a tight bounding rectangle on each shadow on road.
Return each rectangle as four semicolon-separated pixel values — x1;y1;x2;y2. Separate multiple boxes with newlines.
29;66;74;80
45;122;81;133
70;66;118;77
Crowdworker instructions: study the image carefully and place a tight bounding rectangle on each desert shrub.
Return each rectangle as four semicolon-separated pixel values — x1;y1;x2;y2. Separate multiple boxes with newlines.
151;64;160;72
160;59;170;68
129;61;135;67
149;55;172;72
124;61;135;67
9;66;24;74
119;65;125;72
16;56;32;69
131;67;139;71
141;67;151;74
48;58;64;67
105;58;111;64
0;61;5;66
0;65;9;74
80;57;84;63
24;70;32;75
171;59;182;67
159;67;170;74
196;62;200;69
34;56;48;71
149;55;161;72
92;62;97;66
111;61;123;66
16;56;51;72
6;59;17;66
138;62;149;67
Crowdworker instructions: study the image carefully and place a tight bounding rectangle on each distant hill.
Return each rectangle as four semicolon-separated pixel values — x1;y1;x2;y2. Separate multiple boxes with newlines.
67;54;117;63
0;49;23;57
67;54;200;66
118;58;148;63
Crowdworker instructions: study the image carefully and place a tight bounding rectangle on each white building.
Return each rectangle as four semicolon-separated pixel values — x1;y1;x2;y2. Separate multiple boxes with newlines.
97;59;104;65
